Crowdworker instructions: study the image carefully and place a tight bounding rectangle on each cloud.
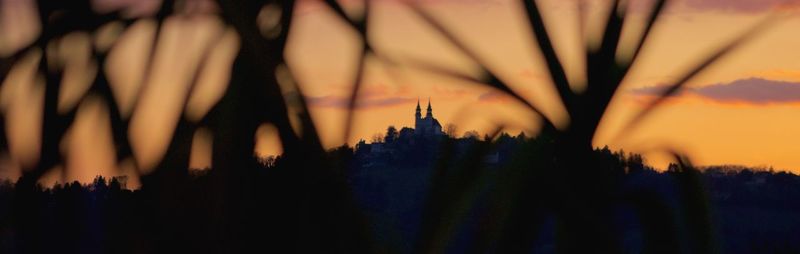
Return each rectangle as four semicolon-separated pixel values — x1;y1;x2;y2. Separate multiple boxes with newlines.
295;0;501;16
631;78;800;104
629;84;684;97
477;91;508;102
678;0;800;13
694;78;800;104
306;95;416;109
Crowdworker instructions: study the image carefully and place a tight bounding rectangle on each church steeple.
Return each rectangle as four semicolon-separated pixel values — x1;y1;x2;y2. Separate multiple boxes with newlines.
426;98;433;118
415;98;422;120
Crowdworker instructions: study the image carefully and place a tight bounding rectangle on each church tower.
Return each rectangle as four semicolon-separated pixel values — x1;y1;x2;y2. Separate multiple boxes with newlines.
426;98;433;119
415;98;422;131
415;98;422;120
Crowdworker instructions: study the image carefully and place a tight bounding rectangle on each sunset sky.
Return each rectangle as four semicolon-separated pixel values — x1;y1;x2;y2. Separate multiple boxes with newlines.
2;0;800;185
287;0;800;171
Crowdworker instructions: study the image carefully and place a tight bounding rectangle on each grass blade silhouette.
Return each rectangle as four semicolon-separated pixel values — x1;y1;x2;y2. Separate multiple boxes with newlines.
405;2;555;129
621;16;777;138
521;0;575;112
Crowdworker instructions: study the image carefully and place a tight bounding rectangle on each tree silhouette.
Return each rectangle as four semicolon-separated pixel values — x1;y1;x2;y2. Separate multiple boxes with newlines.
444;123;457;138
463;130;480;139
385;125;398;143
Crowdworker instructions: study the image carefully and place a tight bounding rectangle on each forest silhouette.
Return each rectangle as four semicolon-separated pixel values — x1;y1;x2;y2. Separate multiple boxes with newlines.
0;0;798;253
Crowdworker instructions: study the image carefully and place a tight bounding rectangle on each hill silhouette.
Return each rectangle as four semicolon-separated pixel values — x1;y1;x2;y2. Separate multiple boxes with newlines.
2;133;800;253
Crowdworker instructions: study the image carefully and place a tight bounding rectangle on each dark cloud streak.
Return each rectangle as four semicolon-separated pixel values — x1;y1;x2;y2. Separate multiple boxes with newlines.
306;95;416;109
631;78;800;104
477;91;506;101
678;0;800;13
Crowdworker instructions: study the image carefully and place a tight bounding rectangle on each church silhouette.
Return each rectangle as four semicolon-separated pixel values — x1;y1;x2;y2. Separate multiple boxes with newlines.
415;98;444;137
354;99;448;166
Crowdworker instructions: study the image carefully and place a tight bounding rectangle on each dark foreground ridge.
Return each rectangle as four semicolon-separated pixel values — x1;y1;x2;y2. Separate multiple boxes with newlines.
1;133;799;253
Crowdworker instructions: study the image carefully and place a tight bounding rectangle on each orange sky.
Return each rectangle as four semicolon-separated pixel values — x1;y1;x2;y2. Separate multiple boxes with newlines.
288;0;800;171
2;0;800;185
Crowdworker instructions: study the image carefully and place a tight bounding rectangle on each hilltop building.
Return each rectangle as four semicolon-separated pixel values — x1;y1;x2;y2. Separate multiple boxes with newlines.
414;98;443;137
353;98;523;168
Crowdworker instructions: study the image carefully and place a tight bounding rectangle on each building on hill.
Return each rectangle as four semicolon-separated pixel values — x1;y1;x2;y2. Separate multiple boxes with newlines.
414;98;443;137
353;99;446;166
352;100;530;168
